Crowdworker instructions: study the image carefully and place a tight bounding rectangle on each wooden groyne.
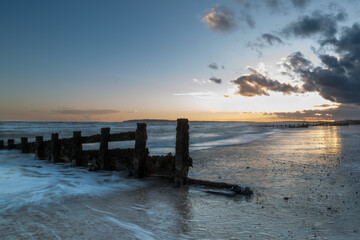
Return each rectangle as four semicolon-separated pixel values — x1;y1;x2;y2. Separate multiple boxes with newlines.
0;119;253;196
262;120;357;128
263;123;309;128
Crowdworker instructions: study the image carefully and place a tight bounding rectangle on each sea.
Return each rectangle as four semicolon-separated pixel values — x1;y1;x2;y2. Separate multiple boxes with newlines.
1;121;359;239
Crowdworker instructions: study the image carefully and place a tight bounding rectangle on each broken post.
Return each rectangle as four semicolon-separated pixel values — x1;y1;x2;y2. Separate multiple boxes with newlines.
7;139;15;150
0;140;4;149
133;123;147;178
99;127;111;170
21;137;29;153
175;118;191;186
35;136;44;159
72;131;82;166
50;133;60;163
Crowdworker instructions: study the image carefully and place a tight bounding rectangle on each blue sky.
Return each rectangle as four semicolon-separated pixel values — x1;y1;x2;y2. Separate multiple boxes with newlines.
1;0;360;121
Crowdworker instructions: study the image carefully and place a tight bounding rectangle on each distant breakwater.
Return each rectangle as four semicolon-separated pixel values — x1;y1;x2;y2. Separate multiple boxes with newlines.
262;120;360;128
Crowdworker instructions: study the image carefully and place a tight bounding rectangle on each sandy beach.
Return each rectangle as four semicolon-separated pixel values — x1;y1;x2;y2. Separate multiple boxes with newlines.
1;125;360;239
190;125;360;239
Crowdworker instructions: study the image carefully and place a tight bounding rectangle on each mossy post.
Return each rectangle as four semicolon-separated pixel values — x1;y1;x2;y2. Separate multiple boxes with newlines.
7;139;15;150
133;123;147;178
0;140;4;149
72;131;82;166
21;137;29;153
50;133;60;163
175;118;191;186
99;128;111;170
35;136;44;159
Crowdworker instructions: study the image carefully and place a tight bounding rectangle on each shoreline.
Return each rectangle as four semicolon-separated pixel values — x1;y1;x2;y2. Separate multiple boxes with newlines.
1;125;359;239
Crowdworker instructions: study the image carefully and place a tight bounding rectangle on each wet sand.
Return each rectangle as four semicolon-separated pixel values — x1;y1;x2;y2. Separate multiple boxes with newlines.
190;125;360;239
1;126;360;239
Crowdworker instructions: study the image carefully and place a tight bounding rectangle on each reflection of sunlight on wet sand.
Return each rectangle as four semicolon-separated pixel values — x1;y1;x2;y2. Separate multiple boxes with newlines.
311;126;341;155
282;126;342;166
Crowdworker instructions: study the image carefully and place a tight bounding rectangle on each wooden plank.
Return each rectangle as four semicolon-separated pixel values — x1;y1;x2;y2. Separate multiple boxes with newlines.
81;134;101;144
187;178;253;196
109;132;135;142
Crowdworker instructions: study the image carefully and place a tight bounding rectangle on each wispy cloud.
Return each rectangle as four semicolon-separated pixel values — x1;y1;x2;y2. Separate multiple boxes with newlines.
174;91;217;99
247;33;284;52
55;109;122;115
193;78;208;85
313;104;339;108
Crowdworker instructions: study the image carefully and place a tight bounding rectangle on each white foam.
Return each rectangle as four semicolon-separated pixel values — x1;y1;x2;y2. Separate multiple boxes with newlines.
0;152;143;213
104;216;155;240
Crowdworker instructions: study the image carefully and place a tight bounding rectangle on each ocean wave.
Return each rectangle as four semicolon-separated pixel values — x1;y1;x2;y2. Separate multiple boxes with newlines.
0;152;143;213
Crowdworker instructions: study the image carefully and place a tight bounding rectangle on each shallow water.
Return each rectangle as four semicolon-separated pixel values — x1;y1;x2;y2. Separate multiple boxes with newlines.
1;123;360;239
0;121;279;154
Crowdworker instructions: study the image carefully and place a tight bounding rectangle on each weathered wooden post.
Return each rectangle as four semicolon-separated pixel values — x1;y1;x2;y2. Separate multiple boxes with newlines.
50;133;60;163
35;136;44;159
133;123;147;178
175;118;191;186
7;139;15;150
21;137;29;153
72;131;82;166
0;140;4;149
99;127;111;170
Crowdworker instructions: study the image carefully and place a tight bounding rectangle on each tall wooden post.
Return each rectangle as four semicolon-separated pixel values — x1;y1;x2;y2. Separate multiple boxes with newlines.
35;136;44;159
21;137;29;153
50;133;60;163
133;123;147;178
72;131;82;166
0;140;4;149
175;119;191;186
7;139;15;150
99;128;111;170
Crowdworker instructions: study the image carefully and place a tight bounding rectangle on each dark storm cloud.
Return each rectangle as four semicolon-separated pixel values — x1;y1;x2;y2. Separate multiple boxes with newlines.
235;30;360;105
265;0;281;11
282;11;347;38
291;0;310;9
273;104;360;120
231;68;301;97
209;76;222;84
208;62;219;70
201;5;237;32
281;24;360;105
236;0;311;10
249;9;348;51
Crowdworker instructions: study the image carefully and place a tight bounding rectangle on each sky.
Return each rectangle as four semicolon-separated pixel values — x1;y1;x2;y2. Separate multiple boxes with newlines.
1;0;360;122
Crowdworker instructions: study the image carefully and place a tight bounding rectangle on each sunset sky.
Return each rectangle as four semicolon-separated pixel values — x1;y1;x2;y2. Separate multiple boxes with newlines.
1;0;360;121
